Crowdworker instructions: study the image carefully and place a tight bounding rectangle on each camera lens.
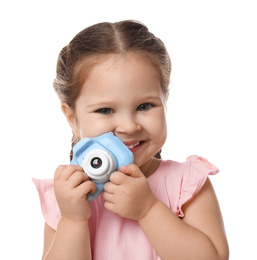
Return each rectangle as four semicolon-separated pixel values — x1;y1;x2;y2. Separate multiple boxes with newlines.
83;149;116;181
90;157;102;169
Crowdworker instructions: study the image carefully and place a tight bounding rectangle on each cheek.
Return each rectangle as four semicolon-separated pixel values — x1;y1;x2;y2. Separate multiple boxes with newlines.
147;110;167;139
77;116;114;138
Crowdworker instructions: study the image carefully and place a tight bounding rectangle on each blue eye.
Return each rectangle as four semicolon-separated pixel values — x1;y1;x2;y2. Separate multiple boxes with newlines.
137;103;153;111
96;108;114;115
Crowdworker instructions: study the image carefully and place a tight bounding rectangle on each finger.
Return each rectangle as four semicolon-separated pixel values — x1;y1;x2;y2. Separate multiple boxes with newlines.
76;180;96;197
104;182;116;194
104;201;116;214
68;171;89;188
54;165;66;180
109;171;127;185
119;164;143;178
103;191;115;203
59;165;84;181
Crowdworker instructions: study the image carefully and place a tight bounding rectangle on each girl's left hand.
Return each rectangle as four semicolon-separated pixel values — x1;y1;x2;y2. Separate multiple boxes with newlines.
103;164;158;220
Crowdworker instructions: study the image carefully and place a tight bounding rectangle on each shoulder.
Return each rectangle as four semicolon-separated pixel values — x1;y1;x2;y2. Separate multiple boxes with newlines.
153;155;219;181
150;156;219;217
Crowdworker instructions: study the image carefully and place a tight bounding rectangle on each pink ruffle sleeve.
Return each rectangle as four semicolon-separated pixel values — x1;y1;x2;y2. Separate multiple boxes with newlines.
177;155;219;218
32;178;61;230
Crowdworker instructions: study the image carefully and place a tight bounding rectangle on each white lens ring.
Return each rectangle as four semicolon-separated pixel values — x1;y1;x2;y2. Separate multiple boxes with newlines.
83;149;115;181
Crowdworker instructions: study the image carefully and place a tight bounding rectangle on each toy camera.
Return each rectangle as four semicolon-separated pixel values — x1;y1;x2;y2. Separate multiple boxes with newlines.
70;133;134;202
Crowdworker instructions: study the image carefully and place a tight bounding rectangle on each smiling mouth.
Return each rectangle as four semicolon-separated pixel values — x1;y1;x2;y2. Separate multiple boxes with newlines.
123;141;145;152
126;141;140;149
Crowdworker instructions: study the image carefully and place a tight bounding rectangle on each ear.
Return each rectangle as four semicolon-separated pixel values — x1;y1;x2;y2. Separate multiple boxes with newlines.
61;103;80;138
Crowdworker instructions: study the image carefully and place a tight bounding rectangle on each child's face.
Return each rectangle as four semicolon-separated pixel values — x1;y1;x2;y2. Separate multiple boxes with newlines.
64;54;168;173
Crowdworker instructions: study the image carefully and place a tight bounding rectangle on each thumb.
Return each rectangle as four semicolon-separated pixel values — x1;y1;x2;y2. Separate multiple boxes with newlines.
119;164;144;178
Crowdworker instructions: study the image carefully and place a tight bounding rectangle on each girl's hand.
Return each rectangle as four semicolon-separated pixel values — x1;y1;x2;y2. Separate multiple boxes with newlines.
54;165;96;222
103;164;158;220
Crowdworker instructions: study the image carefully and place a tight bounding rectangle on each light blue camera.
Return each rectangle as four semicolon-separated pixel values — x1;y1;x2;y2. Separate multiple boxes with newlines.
70;133;134;202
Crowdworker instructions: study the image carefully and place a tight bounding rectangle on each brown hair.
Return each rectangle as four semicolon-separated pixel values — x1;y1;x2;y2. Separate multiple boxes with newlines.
53;20;171;161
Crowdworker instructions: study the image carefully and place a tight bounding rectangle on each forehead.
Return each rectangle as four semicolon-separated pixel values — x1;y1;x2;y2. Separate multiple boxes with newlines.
88;53;158;78
76;53;164;104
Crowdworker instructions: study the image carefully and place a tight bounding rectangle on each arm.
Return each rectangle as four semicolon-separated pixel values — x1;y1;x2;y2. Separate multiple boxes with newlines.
104;164;229;260
42;219;91;260
42;165;96;260
138;178;229;260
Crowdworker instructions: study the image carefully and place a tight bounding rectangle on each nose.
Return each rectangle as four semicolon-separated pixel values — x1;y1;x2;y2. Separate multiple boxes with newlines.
115;113;141;135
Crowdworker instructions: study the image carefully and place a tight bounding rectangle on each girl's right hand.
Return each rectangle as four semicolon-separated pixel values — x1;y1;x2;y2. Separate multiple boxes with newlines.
54;165;96;222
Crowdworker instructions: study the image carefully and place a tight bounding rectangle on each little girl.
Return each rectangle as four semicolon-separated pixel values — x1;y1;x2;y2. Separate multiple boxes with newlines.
34;20;229;260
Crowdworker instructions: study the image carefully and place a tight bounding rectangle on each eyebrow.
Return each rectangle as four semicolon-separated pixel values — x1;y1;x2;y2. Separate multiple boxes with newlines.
84;102;114;109
142;96;162;100
138;95;164;103
84;95;163;109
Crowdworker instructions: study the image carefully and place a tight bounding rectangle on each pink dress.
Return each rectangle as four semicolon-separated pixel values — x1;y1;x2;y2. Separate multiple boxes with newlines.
33;155;219;260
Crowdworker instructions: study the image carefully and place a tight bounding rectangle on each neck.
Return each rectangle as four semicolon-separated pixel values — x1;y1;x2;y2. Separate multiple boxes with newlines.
140;157;160;178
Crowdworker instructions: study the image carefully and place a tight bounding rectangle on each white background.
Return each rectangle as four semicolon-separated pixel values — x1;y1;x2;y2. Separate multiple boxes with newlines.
0;0;256;259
